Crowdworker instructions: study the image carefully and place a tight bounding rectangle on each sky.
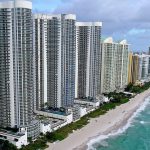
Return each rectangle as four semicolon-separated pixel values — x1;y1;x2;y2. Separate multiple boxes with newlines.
32;0;150;52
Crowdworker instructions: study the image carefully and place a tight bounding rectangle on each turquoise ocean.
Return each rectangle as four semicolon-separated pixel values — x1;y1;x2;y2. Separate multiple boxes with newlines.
87;97;150;150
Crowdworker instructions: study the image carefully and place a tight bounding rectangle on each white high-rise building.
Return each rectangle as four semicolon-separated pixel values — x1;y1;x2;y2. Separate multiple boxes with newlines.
138;54;149;80
0;0;34;128
115;40;129;90
101;37;129;93
75;22;102;99
34;14;76;109
33;14;48;110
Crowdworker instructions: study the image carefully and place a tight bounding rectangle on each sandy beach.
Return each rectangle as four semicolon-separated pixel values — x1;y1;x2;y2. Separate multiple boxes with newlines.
46;89;150;150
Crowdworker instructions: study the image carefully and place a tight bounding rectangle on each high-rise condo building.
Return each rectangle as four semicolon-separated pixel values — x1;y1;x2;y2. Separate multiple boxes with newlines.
33;14;48;110
0;0;33;128
34;14;76;109
138;54;149;80
128;54;139;84
128;52;133;84
115;40;129;90
132;54;139;83
75;22;102;99
101;37;117;93
101;37;129;93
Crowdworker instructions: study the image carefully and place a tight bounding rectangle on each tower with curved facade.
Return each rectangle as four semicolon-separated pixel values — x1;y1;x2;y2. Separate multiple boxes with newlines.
0;0;34;128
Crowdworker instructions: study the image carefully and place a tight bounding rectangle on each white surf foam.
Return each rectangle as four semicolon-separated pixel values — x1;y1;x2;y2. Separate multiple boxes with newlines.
139;120;150;124
87;96;150;150
140;121;145;124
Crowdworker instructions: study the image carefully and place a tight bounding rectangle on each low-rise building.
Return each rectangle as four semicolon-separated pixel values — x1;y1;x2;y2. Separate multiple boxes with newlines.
72;105;81;121
38;117;68;134
26;120;40;140
40;121;52;134
74;98;100;107
35;110;73;124
0;128;28;149
35;109;73;133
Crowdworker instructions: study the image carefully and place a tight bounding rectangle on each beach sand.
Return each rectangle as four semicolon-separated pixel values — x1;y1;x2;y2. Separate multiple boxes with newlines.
46;89;150;150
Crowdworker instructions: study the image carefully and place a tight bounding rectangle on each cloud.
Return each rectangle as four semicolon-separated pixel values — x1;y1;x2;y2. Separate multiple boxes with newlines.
1;0;149;50
53;0;150;51
127;29;147;36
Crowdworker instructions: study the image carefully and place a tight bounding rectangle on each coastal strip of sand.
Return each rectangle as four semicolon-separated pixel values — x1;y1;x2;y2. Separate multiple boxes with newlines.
46;89;150;150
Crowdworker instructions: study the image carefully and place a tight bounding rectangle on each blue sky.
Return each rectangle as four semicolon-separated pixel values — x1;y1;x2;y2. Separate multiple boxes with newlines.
32;0;150;52
32;0;62;12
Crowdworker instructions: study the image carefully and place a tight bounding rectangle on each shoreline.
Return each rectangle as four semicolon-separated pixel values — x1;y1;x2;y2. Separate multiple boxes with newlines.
46;89;150;150
78;98;149;150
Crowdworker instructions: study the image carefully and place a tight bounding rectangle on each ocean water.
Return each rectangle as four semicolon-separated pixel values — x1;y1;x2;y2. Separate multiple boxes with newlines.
87;97;150;150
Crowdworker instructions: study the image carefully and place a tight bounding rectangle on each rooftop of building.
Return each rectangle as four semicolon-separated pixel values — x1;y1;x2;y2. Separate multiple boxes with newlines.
102;37;129;45
73;103;94;108
37;115;66;128
76;22;102;27
40;107;71;116
0;0;32;9
0;129;25;138
75;97;98;103
33;13;76;20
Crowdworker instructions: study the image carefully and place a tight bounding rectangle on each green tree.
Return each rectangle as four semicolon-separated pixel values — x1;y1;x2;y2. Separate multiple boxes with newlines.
0;140;17;150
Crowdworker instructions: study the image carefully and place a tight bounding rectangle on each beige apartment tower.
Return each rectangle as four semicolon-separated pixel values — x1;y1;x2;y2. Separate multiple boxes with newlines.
101;37;129;93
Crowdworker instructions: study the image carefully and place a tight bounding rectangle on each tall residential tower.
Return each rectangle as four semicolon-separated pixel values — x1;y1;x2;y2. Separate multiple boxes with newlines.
33;14;48;110
115;40;129;90
0;0;33;128
101;37;129;93
34;14;76;109
138;54;149;80
128;53;139;84
101;37;117;93
128;52;133;84
75;22;102;99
